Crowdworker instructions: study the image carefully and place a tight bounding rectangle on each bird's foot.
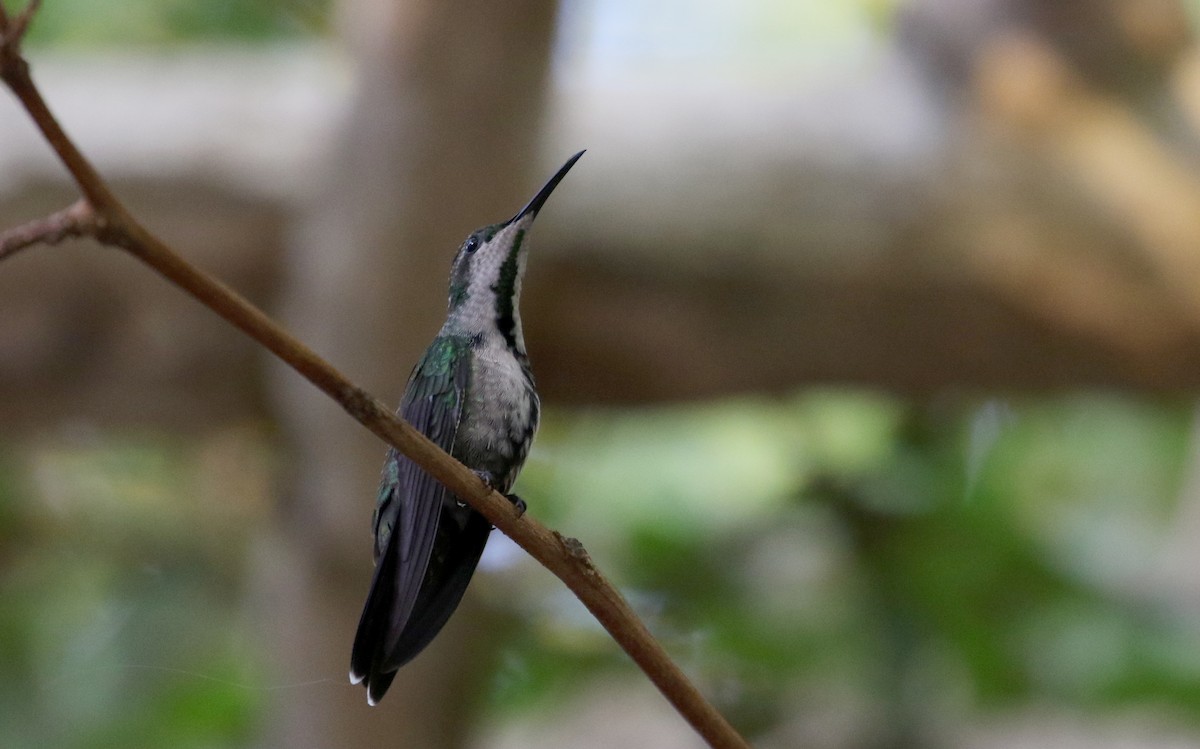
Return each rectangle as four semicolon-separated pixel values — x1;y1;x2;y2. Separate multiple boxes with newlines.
472;470;527;518
506;493;528;517
472;469;499;490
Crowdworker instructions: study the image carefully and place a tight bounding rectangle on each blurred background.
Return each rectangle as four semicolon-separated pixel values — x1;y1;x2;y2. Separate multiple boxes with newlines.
4;0;1200;747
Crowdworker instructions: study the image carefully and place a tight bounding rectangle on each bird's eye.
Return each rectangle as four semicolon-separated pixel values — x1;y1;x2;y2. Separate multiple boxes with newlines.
465;236;480;254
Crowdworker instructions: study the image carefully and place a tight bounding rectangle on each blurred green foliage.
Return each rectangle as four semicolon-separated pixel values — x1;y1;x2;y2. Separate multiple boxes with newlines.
2;394;1198;746
0;431;269;749
3;0;330;47
496;393;1200;743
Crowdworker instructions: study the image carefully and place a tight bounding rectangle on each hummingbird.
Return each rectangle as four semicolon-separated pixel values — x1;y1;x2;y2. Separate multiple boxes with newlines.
350;151;584;705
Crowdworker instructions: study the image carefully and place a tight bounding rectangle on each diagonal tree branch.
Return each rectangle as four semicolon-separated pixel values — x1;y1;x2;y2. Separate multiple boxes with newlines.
0;4;750;749
1;9;125;219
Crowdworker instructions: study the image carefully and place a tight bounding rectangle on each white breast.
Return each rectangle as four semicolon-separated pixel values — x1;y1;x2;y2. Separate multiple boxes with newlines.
456;336;537;477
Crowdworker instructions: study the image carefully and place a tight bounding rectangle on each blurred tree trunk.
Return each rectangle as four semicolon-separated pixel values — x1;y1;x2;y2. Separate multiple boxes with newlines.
258;1;559;747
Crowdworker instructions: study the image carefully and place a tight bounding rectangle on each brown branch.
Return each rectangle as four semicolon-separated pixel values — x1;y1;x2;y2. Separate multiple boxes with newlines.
0;199;96;261
1;2;124;216
0;0;40;38
11;0;40;41
0;7;750;749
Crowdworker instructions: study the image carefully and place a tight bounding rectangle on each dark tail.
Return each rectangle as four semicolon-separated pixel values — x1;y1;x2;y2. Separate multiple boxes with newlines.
349;509;492;705
349;535;401;706
387;512;491;663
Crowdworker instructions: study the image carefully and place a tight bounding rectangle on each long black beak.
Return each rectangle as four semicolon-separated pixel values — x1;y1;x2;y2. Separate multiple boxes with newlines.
511;150;585;223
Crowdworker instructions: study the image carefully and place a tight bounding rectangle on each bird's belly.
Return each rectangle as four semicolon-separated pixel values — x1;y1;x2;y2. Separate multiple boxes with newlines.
454;351;539;493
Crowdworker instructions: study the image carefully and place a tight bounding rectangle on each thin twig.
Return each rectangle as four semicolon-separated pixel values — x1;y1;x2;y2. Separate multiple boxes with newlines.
0;8;751;749
11;0;40;42
0;3;124;216
0;199;95;261
0;0;40;68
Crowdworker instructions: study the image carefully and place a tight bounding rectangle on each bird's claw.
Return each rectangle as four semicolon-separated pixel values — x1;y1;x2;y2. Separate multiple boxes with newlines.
472;470;526;517
472;470;498;489
506;494;527;517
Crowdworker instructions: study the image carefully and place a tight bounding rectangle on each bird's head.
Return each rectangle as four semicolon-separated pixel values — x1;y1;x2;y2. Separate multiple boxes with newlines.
444;150;584;351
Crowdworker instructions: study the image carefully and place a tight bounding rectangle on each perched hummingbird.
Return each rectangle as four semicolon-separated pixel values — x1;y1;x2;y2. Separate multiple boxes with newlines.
350;151;584;705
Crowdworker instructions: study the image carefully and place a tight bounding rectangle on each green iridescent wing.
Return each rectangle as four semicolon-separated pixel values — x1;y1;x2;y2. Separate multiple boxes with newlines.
351;335;471;699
